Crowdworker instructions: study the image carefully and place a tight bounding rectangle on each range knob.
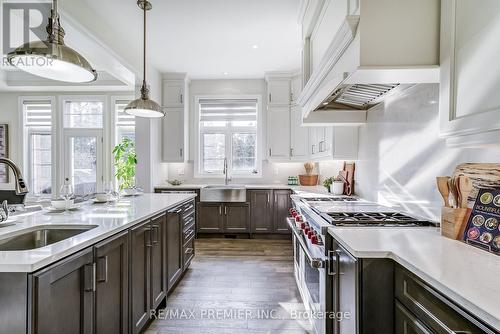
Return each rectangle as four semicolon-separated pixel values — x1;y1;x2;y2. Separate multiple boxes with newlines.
300;222;307;229
311;235;318;244
307;231;315;239
304;226;310;234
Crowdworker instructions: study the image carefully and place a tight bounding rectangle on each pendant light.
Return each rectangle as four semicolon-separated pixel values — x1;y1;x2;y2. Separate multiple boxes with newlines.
124;0;164;118
7;0;97;83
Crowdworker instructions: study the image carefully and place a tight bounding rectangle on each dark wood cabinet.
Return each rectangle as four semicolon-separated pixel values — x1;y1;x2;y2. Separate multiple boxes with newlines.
150;214;167;310
395;301;432;334
94;231;129;334
273;190;291;233
167;206;183;290
223;203;249;232
249;190;273;233
130;220;151;334
197;202;224;233
30;248;95;334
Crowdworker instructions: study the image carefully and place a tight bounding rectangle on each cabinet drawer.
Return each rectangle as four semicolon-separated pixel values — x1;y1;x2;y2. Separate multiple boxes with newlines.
183;237;195;269
183;213;195;228
395;301;433;334
395;266;493;334
182;200;195;216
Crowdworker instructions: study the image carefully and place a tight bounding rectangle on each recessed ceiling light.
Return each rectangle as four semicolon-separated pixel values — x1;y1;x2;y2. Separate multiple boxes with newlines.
223;72;229;76
252;45;259;49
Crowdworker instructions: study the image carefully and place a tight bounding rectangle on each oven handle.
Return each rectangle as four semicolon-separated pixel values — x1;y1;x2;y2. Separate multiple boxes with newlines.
286;218;325;269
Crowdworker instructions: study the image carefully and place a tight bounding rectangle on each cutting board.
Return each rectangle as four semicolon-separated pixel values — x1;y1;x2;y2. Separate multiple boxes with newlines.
452;163;500;203
342;162;355;195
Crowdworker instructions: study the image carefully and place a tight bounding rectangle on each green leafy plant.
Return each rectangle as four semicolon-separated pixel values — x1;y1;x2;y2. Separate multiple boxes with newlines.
113;138;137;190
323;176;341;190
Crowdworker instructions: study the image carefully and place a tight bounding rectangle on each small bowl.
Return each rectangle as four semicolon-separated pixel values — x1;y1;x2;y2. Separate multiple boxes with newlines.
51;199;74;210
95;193;109;202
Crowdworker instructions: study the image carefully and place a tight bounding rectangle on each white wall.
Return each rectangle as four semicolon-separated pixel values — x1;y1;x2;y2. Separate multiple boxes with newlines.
356;84;500;221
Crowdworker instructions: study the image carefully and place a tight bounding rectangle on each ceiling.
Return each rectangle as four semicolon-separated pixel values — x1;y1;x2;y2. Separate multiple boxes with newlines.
78;0;302;79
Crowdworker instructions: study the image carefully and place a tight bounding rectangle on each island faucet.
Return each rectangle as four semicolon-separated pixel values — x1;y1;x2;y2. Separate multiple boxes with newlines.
223;157;230;185
0;158;29;199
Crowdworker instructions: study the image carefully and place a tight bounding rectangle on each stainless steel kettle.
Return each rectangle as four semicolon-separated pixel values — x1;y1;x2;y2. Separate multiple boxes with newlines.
0;200;8;223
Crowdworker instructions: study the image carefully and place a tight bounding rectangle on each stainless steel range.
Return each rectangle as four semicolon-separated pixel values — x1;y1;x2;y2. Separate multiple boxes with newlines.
288;193;434;334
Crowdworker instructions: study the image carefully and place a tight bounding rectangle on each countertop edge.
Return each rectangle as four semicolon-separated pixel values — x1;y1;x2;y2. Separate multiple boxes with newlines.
0;194;197;273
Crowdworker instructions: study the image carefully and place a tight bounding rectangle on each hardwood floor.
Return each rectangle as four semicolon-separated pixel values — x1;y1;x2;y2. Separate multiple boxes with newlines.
145;239;312;334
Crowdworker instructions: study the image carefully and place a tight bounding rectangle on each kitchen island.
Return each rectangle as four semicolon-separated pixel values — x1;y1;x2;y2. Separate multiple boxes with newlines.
0;193;196;334
328;227;500;333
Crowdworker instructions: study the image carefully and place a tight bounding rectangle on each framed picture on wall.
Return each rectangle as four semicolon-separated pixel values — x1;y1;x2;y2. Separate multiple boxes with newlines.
0;124;8;183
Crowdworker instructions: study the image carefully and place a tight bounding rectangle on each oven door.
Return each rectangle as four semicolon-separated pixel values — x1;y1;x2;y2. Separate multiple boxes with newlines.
287;218;327;334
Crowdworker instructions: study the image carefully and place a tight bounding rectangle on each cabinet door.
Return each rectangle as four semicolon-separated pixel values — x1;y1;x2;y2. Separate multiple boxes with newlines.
197;203;224;233
150;214;167;309
336;247;358;334
167;207;183;290
331;127;358;160
163;80;184;106
30;248;94;334
268;80;291;105
273;190;291;234
95;231;129;334
290;105;309;160
130;220;151;334
224;203;250;233
309;127;319;156
291;75;302;104
162;108;185;162
268;106;291;160
395;302;433;334
249;190;273;233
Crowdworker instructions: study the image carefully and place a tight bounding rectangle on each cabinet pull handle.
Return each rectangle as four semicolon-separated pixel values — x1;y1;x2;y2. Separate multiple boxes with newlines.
224;206;227;215
180;93;183;103
185;247;194;254
290;148;294;156
169;208;182;214
145;227;152;247
151;224;159;244
312;144;315;154
269;148;272;156
219;205;222;215
83;263;95;292
180;148;183;157
97;256;108;283
269;93;272;103
267;193;270;203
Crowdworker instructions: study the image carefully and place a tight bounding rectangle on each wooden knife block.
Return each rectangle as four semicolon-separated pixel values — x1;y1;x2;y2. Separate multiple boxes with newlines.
441;207;471;240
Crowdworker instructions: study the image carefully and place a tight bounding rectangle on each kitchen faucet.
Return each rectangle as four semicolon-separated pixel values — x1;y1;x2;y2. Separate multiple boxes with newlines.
0;158;29;205
223;157;230;185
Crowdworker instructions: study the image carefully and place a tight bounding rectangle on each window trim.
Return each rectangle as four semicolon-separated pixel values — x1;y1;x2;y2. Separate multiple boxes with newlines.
19;96;56;200
194;95;263;179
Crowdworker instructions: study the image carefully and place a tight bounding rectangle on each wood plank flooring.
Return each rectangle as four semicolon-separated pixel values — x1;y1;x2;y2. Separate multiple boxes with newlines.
145;239;312;334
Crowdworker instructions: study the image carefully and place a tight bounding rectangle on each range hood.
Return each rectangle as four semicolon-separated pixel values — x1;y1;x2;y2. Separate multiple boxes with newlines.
298;0;441;126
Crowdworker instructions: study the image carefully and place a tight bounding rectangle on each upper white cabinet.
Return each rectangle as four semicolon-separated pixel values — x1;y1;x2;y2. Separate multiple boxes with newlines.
290;105;310;160
267;79;291;106
267;105;291;160
309;126;358;160
439;0;500;147
162;73;189;162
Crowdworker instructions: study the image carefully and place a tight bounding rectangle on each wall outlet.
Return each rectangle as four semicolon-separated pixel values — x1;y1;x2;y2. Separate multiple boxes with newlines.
178;167;185;175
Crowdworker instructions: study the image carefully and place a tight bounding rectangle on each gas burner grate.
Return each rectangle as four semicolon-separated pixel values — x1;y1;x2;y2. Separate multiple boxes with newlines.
325;212;433;226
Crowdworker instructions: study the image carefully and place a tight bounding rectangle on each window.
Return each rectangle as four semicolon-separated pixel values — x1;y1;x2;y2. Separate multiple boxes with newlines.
62;99;104;196
115;99;135;144
197;98;260;176
23;100;53;196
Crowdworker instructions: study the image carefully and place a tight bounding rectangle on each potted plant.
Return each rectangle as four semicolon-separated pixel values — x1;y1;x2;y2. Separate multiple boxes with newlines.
323;176;344;195
112;138;138;194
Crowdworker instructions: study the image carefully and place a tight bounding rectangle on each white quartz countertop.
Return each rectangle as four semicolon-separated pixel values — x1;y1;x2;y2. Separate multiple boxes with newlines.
328;227;500;331
0;193;196;273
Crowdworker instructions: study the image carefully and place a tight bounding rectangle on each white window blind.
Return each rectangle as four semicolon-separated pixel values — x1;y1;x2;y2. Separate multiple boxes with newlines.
24;101;52;127
115;100;135;127
199;99;257;122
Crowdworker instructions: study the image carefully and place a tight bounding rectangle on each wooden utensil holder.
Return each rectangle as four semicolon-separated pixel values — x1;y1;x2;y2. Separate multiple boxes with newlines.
441;207;471;240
